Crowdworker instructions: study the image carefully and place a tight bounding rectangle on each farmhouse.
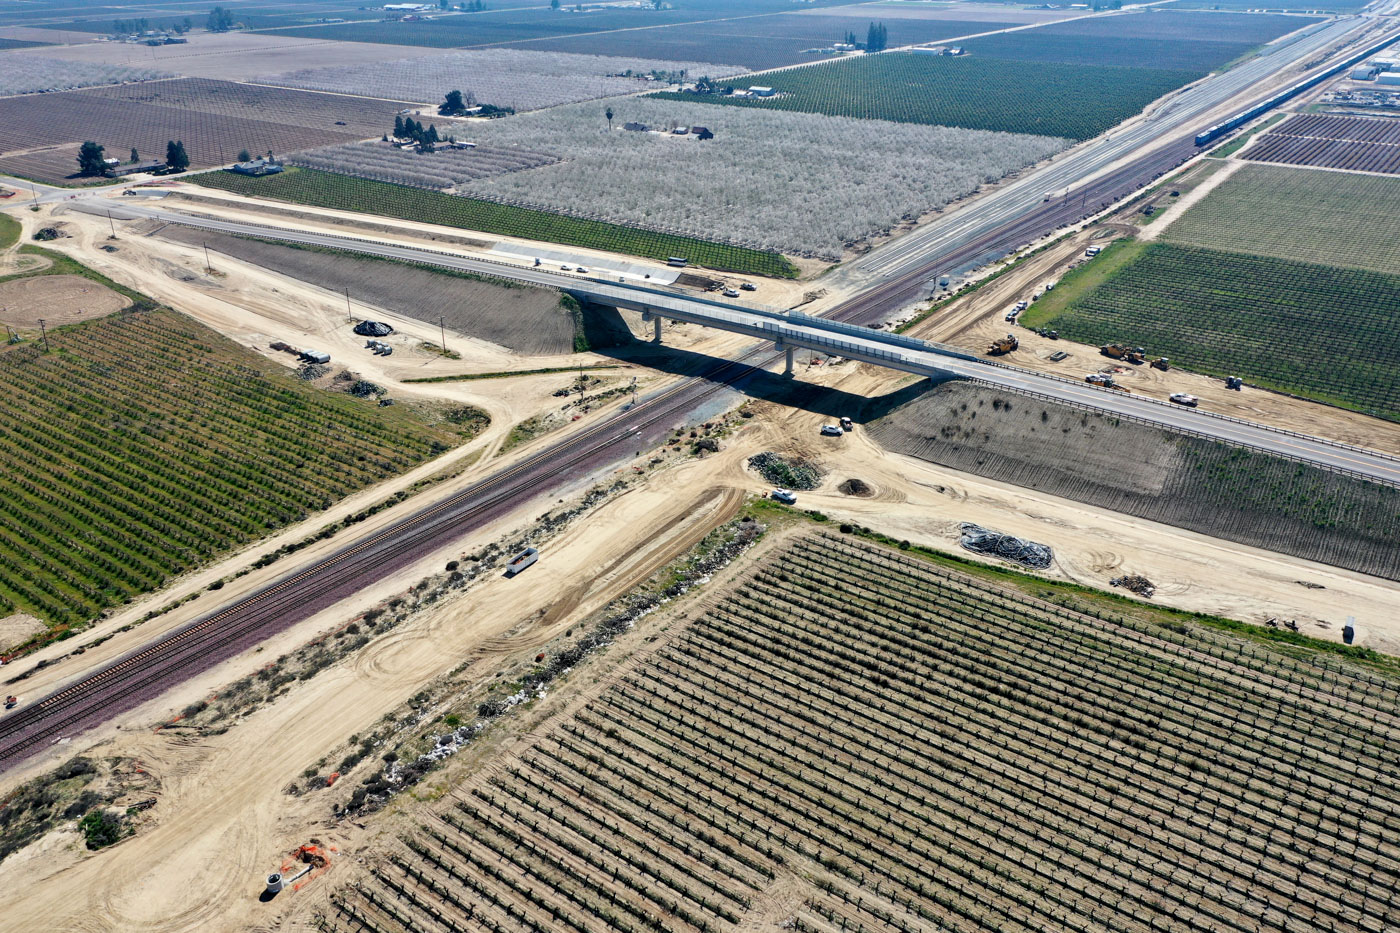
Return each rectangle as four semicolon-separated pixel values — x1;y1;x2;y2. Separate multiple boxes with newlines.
623;121;649;131
231;157;283;176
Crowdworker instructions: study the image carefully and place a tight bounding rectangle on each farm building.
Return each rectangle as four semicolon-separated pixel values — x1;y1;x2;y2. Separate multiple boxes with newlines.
231;157;284;176
108;160;165;176
1379;73;1400;86
748;86;776;97
1352;64;1382;81
623;121;649;131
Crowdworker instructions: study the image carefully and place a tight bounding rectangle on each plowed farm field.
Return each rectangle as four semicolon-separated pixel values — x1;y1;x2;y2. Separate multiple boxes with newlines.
319;532;1400;933
1243;113;1400;174
0;78;401;183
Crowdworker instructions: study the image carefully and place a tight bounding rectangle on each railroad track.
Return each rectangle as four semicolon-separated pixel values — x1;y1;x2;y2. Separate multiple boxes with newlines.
0;350;769;766
0;127;1203;770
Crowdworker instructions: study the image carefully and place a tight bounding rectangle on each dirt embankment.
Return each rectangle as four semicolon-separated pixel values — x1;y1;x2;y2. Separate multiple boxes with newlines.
869;381;1400;581
158;227;581;356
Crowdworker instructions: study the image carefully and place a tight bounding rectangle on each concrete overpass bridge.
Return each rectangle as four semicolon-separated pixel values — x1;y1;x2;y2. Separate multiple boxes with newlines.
99;204;1400;487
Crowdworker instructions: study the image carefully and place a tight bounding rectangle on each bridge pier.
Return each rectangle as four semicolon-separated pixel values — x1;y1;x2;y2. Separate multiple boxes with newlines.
653;316;662;343
784;347;794;376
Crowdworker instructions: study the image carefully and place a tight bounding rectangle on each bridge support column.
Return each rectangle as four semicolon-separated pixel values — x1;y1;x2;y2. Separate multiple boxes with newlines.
784;346;794;376
652;316;662;343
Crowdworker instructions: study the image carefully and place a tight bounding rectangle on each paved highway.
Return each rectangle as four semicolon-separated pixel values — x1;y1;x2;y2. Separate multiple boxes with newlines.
839;15;1369;285
105;204;1400;487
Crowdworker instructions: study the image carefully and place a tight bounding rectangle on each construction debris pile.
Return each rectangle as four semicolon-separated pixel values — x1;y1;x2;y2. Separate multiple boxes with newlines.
748;452;823;490
1110;574;1156;598
353;320;394;337
959;523;1053;569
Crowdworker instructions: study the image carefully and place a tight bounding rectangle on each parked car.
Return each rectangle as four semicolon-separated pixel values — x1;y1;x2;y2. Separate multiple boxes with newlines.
820;424;843;437
740;282;757;291
723;288;740;297
840;416;853;431
771;489;797;504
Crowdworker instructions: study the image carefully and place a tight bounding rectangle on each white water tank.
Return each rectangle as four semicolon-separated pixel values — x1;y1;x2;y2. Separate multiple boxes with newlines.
265;873;284;895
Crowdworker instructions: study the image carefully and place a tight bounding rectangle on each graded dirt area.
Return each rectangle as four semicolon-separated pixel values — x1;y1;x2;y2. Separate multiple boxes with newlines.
0;273;129;327
0;612;44;654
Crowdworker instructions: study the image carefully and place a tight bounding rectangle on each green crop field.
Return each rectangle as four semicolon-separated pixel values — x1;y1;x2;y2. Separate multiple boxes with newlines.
1027;242;1400;420
651;53;1197;140
191;167;796;278
0;301;485;632
1163;164;1400;275
322;531;1400;933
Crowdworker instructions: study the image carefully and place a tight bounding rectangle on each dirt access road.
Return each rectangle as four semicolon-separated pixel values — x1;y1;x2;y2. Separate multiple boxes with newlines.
0;473;741;933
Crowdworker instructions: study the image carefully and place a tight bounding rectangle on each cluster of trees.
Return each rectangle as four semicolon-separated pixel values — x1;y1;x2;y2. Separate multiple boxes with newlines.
76;139;188;176
866;22;888;53
111;16;193;35
207;6;235;32
444;0;486;9
393;115;443;145
438;90;514;118
439;89;476;116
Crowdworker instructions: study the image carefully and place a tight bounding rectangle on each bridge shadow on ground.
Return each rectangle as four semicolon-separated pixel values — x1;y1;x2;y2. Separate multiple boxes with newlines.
588;316;956;425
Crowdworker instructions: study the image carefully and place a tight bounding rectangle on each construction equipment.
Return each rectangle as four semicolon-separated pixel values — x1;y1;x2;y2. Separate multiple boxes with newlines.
1225;376;1243;390
987;334;1019;355
1150;357;1170;371
1086;372;1115;386
1102;344;1146;364
4;695;17;709
503;547;539;577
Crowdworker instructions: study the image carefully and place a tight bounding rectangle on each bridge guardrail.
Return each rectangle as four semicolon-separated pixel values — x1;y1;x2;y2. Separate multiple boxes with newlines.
969;379;1400;489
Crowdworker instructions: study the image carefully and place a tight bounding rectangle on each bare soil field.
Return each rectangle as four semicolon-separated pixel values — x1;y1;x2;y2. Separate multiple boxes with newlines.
0;79;401;183
0;612;44;653
158;227;580;356
0;273;130;327
868;380;1400;581
8;32;458;81
77;77;408;136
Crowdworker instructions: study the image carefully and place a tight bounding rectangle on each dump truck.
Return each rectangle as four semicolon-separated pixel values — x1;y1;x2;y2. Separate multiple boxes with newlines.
1150;357;1170;371
503;547;539;577
988;334;1019;355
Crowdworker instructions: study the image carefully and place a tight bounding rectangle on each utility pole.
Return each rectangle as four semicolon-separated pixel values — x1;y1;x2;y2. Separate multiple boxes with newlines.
203;241;212;274
345;287;353;324
439;314;446;352
106;210;116;238
38;318;49;353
